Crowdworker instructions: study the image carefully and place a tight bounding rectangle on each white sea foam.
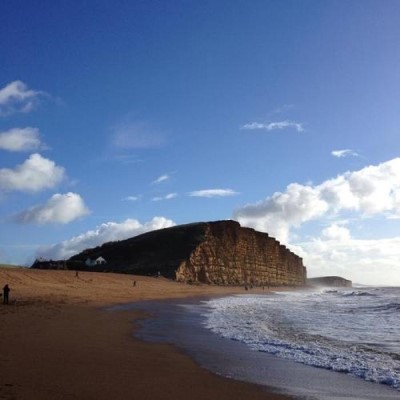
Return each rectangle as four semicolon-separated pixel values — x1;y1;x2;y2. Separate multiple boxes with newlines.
202;287;400;390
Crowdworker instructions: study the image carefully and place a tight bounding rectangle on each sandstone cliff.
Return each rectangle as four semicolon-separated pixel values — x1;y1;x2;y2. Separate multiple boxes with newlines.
174;221;306;286
33;220;307;286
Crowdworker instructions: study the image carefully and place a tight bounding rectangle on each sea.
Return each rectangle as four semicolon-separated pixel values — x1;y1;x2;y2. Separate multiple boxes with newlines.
203;287;400;392
113;286;400;400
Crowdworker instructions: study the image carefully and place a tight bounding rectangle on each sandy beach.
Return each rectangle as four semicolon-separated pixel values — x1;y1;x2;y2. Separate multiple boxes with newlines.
0;267;292;400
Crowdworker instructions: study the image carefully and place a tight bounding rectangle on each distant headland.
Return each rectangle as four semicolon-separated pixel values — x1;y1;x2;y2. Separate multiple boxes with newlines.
307;276;352;288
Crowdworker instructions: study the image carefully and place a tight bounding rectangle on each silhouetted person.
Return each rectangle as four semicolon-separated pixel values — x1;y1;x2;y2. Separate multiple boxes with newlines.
133;281;136;287
3;284;10;305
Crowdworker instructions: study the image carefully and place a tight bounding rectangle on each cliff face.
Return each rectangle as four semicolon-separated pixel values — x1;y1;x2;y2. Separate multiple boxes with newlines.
175;221;306;286
35;220;307;286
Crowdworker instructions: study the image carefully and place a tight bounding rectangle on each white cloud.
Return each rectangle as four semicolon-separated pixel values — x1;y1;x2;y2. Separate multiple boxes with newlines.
38;216;176;260
122;195;141;201
0;127;44;152
0;81;44;116
234;183;328;241
331;149;359;158
152;192;178;201
321;223;351;241
291;226;400;286
234;158;400;243
0;153;65;193
241;120;304;132
188;189;239;198
152;174;170;184
112;121;164;149
13;192;90;224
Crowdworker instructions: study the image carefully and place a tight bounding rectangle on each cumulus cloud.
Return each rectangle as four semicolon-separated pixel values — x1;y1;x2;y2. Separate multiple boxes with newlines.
152;174;170;184
0;80;45;116
13;192;90;224
152;193;178;201
331;149;359;158
321;223;351;241
112;121;164;149
291;226;400;286
0;127;44;152
38;216;176;260
188;188;239;198
241;120;304;132
0;153;65;192
234;158;400;243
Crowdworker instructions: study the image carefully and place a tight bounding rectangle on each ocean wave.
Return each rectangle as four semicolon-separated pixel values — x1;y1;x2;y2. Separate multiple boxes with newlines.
253;338;400;390
342;290;376;297
203;290;400;391
367;302;400;312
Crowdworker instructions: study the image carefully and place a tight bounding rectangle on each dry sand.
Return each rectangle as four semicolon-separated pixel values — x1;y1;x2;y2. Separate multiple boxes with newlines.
0;267;293;400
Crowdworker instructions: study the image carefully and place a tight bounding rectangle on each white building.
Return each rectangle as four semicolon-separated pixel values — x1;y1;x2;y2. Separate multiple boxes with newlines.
85;256;107;267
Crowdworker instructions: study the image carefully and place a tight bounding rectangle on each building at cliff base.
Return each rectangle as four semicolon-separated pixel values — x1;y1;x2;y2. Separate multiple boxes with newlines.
33;220;307;287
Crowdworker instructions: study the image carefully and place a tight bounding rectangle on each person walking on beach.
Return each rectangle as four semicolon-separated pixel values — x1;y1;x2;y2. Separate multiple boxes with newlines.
3;284;10;305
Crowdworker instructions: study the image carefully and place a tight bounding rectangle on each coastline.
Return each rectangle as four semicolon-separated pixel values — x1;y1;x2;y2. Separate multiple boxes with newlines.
127;296;399;400
0;268;292;400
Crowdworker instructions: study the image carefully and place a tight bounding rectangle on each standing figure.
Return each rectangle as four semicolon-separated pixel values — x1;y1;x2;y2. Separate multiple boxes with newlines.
3;284;10;305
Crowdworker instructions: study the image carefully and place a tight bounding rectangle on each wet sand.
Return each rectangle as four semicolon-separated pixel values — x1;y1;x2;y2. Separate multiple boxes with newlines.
0;268;292;400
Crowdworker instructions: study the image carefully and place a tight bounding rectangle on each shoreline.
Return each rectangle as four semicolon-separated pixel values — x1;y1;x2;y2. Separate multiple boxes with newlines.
0;268;293;400
127;295;399;400
3;268;397;399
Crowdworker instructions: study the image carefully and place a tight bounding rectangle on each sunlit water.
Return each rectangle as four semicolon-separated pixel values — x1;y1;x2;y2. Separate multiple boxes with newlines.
202;287;400;391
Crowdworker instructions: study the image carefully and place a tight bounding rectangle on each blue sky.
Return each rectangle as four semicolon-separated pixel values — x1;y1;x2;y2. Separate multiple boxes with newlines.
1;0;400;285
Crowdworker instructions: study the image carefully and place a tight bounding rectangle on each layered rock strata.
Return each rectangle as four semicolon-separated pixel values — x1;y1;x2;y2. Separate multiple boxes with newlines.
175;221;306;286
